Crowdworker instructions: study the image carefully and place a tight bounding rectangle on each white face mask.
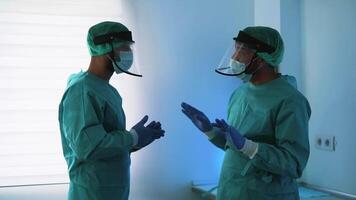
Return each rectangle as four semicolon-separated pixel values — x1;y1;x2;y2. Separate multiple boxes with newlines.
113;51;133;74
229;59;246;74
229;59;252;82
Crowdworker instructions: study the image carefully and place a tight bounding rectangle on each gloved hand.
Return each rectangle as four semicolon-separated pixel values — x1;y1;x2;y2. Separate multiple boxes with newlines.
181;102;213;133
214;119;246;150
131;116;165;149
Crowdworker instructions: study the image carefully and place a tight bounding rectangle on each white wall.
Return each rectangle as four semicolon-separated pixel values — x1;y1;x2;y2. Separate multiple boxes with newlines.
301;0;356;195
122;1;254;199
280;0;303;89
254;0;280;31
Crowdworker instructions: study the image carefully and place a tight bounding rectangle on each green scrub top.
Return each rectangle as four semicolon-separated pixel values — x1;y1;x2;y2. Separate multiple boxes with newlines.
211;76;311;200
58;71;134;200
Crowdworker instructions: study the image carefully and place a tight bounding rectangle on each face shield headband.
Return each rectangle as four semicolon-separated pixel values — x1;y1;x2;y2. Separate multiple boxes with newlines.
233;31;275;54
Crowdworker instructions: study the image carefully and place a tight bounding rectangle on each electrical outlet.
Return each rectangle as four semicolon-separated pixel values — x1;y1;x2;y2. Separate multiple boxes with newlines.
315;135;335;151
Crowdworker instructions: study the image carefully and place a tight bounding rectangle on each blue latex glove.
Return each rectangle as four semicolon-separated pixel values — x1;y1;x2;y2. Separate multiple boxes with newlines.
214;119;246;150
132;116;165;149
181;102;213;132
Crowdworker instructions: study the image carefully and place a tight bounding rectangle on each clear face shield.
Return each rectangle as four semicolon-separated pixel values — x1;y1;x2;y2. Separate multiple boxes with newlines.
93;31;142;77
109;42;142;77
215;42;256;76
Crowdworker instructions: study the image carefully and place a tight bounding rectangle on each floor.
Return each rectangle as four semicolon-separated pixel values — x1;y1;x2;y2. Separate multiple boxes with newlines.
0;183;349;200
308;197;345;200
191;184;348;200
0;184;68;200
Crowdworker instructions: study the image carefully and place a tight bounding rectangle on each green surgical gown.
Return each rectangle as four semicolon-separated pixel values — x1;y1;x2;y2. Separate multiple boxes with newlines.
210;76;311;200
58;71;134;200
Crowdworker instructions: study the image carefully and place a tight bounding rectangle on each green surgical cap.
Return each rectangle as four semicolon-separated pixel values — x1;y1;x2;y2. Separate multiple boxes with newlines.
241;26;284;67
87;21;132;56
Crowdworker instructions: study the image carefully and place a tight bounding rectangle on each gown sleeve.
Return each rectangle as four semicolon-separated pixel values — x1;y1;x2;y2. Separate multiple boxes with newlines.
60;86;133;161
250;95;311;178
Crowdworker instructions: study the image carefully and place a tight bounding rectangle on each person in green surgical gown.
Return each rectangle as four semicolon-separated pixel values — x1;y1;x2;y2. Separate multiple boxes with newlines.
181;26;311;200
58;21;165;200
